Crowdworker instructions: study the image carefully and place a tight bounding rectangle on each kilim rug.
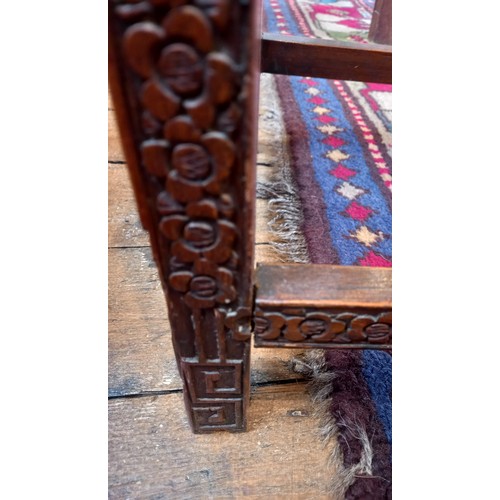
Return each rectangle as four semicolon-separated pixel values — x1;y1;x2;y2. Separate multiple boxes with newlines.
258;0;392;498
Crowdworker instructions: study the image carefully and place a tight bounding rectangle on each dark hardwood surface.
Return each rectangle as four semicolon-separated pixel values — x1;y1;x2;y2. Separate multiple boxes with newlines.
261;33;392;83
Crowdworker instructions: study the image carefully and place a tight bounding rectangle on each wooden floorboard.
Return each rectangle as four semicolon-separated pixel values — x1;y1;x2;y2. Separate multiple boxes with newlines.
108;164;150;249
109;385;338;499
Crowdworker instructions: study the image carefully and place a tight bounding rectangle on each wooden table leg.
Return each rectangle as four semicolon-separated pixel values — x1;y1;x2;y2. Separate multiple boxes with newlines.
108;0;261;433
368;0;392;45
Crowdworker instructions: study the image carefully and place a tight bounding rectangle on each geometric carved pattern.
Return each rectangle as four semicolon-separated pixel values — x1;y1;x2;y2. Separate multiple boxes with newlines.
183;361;242;401
192;401;243;432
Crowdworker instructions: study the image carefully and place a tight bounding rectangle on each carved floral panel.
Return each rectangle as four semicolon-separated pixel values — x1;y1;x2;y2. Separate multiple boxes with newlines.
111;0;251;314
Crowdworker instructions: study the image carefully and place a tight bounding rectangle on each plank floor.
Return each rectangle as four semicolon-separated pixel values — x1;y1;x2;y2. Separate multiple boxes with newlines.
108;77;339;498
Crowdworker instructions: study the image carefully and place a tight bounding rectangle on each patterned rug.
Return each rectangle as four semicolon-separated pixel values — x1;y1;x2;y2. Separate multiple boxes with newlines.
259;0;392;497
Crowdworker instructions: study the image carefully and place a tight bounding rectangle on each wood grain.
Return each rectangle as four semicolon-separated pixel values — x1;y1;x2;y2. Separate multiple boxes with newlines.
109;385;339;499
108;164;150;248
108;106;125;162
109;245;181;395
256;264;392;308
261;33;392;84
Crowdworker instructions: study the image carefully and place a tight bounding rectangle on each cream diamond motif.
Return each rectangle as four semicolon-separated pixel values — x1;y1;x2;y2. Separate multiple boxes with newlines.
313;106;330;115
350;225;384;247
305;87;320;96
336;182;365;200
318;124;342;135
326;150;349;162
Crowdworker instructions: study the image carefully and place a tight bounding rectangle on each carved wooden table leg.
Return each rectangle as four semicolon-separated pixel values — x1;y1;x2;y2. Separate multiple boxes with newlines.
109;0;260;433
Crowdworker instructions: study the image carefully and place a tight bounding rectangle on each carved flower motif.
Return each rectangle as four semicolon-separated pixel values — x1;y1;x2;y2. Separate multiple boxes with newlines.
169;258;236;309
284;313;345;342
141;128;235;203
167;131;235;202
253;312;286;341
121;4;239;133
348;312;392;344
159;197;237;264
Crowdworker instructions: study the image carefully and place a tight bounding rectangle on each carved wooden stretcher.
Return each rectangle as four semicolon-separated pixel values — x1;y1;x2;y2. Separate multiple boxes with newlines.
108;0;392;433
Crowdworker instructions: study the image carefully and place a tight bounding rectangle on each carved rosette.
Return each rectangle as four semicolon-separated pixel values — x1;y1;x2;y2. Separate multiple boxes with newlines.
114;0;244;314
253;309;392;347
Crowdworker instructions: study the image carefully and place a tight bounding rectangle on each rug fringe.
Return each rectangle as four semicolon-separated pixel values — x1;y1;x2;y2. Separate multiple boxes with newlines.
288;351;377;499
256;74;311;264
256;177;310;264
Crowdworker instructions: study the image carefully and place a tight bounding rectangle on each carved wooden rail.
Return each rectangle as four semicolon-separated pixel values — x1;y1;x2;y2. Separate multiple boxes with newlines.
253;265;391;349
